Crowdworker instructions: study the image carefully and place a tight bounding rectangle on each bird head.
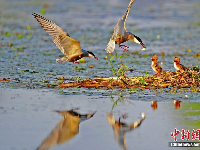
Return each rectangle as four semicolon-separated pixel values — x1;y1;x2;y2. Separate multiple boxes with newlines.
174;56;180;63
87;51;98;60
151;55;158;62
131;34;146;50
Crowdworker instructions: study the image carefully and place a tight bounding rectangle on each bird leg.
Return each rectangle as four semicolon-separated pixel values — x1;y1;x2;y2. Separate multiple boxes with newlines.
70;107;80;111
119;44;129;52
121;113;128;119
118;113;128;124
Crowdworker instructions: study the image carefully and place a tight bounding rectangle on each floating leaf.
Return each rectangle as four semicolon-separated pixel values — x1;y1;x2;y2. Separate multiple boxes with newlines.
9;43;13;47
18;34;23;39
21;69;29;72
187;49;192;52
27;24;31;30
143;54;149;57
5;32;10;36
40;8;46;15
43;80;48;83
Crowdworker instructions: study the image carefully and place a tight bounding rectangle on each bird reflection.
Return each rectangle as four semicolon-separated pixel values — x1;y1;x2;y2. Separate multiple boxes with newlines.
174;100;182;109
151;101;157;110
106;112;145;150
37;109;96;150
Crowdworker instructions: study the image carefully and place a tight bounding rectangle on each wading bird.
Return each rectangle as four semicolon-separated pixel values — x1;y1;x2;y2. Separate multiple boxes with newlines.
106;0;146;53
32;13;98;63
151;55;162;75
174;56;187;71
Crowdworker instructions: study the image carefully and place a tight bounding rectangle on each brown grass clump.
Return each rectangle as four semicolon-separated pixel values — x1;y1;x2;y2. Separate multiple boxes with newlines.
3;69;200;90
145;70;200;89
49;70;200;90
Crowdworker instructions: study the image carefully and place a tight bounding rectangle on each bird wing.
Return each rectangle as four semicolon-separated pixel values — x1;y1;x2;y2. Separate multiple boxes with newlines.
106;0;135;53
120;0;135;32
32;13;73;55
106;18;125;53
106;39;115;53
180;64;187;71
155;64;162;72
111;0;135;40
58;34;82;57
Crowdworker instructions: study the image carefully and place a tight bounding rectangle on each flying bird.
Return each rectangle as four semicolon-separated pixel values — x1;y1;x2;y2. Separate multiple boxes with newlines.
151;55;162;75
106;0;146;53
32;13;98;63
174;56;187;71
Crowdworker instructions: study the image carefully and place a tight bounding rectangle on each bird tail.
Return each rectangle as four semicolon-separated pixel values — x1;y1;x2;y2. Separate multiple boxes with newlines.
106;39;115;53
56;56;69;63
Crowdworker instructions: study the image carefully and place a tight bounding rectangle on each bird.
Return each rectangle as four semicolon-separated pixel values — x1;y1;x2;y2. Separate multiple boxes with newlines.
36;109;96;150
32;13;98;63
106;112;145;150
174;56;187;71
106;0;146;53
151;55;162;75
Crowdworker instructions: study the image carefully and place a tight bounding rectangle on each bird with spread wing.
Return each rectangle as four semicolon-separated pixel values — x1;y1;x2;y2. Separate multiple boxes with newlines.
106;0;146;53
32;13;98;63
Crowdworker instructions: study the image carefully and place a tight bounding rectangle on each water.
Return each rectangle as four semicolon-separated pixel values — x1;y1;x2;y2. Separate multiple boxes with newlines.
0;0;200;149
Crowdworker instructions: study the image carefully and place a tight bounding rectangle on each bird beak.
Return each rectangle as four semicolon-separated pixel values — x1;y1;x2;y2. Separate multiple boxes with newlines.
140;43;146;50
94;57;98;60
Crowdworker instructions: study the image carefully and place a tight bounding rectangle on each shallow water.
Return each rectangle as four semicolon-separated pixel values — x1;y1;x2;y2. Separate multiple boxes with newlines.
0;0;200;150
0;88;200;150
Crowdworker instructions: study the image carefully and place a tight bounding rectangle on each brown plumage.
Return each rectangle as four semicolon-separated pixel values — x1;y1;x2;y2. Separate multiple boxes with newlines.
174;56;187;71
106;0;146;53
151;55;162;75
32;13;98;63
151;101;157;110
174;100;181;109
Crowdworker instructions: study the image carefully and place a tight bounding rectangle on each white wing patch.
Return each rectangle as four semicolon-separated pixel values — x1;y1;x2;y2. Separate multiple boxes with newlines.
106;39;115;53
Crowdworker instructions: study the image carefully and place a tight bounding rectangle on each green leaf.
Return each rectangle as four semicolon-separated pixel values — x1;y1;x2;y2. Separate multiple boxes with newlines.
5;32;10;37
40;8;46;15
18;34;23;39
122;64;127;67
110;55;116;61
